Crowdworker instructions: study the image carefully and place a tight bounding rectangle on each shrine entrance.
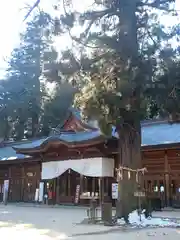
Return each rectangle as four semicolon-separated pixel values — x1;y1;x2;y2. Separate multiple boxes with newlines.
42;157;115;205
169;174;180;207
0;180;4;202
144;175;166;207
143;173;180;208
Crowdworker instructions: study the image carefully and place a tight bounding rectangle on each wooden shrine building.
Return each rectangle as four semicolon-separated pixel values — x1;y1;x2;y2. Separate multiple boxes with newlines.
0;109;180;207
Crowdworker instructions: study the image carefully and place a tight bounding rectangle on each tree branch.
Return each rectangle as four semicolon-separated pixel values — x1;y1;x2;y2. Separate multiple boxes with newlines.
24;0;41;21
138;0;176;12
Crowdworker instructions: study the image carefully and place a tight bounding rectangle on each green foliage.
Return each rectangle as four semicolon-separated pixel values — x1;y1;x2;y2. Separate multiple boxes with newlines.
40;83;76;135
46;0;180;132
21;1;180;131
21;0;180;219
0;11;53;140
153;58;180;121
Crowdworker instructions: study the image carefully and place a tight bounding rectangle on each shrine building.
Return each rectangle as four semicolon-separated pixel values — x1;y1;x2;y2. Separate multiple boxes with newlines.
0;109;180;207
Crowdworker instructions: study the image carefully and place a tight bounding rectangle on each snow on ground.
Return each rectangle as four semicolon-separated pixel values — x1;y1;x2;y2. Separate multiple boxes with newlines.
117;210;180;227
0;205;180;239
153;210;180;219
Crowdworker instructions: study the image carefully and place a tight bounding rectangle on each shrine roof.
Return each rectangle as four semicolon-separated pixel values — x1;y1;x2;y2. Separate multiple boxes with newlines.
13;120;180;153
0;146;30;161
13;138;46;149
141;120;180;146
50;107;96;134
1;119;180;161
13;129;117;153
70;107;81;119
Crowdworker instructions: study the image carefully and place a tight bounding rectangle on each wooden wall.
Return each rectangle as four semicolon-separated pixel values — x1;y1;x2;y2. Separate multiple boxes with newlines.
142;148;180;205
142;149;180;176
1;144;180;206
43;144;107;162
167;149;180;173
0;161;41;202
0;166;9;201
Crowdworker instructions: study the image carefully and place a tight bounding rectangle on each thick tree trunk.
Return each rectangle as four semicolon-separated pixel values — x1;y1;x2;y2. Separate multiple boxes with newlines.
16;122;25;140
114;0;140;221
16;109;26;140
116;121;142;221
32;111;39;137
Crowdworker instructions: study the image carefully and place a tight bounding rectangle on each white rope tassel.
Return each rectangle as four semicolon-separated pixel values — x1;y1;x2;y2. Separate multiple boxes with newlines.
116;169;121;182
116;166;147;182
136;172;139;182
119;169;123;180
128;171;131;179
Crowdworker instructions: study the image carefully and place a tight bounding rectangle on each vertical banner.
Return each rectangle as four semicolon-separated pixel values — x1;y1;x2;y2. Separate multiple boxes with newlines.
3;180;9;204
74;185;80;204
34;189;39;202
112;183;118;199
38;182;44;202
4;180;9;191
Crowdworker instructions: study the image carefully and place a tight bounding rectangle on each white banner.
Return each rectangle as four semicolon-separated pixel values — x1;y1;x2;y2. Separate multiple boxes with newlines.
38;182;44;202
112;183;118;199
41;157;114;180
4;180;9;191
3;180;9;203
34;189;39;202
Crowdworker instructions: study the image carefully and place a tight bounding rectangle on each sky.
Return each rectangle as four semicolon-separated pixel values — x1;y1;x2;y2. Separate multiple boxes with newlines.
0;0;179;78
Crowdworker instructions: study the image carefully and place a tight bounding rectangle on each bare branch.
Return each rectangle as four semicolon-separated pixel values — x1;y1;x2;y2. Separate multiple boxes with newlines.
23;0;41;21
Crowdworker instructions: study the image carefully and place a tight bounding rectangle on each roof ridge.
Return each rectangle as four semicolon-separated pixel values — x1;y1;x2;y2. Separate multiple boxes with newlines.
0;136;46;148
141;119;169;127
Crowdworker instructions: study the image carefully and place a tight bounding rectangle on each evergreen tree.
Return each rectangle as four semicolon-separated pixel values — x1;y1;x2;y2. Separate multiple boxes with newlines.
40;83;76;136
0;10;75;140
0;11;52;140
41;0;180;220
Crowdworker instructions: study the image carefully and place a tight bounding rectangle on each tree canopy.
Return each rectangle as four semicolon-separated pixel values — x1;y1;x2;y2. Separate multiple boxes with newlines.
41;0;180;218
0;10;75;140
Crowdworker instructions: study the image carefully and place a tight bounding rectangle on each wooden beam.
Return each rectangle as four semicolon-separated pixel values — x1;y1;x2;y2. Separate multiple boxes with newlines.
80;174;83;194
21;165;25;201
0;157;40;166
56;177;60;204
14;137;107;155
142;143;180;152
68;170;71;197
164;150;170;206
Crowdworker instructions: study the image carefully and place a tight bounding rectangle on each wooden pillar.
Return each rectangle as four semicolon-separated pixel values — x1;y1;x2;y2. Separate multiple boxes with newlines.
102;178;104;204
164;151;170;206
68;170;71;197
8;166;11;179
80;174;83;194
8;166;11;201
84;177;87;192
99;177;104;206
56;177;60;204
92;178;95;195
106;178;109;195
21;166;25;201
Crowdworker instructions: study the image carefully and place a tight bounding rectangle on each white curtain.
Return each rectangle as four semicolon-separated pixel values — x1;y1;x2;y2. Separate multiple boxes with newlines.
41;157;114;180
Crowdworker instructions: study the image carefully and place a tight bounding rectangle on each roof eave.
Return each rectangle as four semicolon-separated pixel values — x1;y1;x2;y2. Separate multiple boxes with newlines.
13;136;107;155
142;142;180;151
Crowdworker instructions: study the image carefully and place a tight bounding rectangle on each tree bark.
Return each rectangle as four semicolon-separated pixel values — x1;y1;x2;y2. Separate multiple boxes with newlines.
116;1;140;220
116;121;142;221
32;110;39;137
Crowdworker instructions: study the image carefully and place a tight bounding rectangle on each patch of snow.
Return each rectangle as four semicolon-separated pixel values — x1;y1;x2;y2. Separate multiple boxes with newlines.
117;210;180;227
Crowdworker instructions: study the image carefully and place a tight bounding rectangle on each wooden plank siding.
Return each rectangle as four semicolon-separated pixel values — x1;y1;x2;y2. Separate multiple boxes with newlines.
1;142;180;206
0;162;41;202
141;148;180;206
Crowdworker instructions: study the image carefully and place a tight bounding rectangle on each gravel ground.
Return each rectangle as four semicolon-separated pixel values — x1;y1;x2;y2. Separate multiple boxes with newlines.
0;205;179;239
